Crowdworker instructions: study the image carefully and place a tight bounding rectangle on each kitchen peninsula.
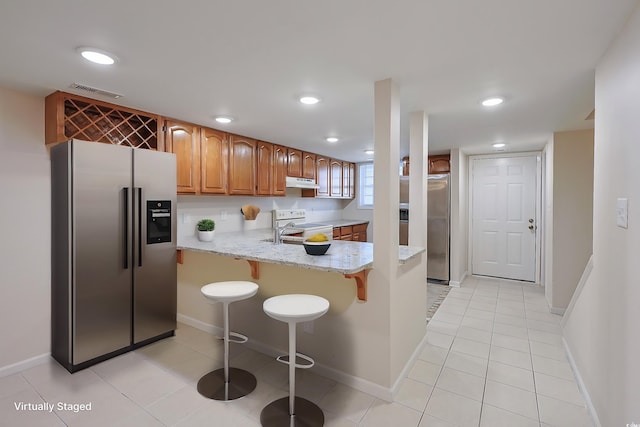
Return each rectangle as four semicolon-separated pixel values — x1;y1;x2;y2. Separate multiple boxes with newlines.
175;228;426;399
177;229;425;301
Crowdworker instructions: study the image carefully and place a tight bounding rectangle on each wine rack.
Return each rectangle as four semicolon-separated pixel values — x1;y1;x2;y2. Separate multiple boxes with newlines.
45;91;163;150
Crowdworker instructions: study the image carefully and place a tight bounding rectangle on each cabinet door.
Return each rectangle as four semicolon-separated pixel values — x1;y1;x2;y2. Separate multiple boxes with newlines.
342;162;350;198
330;159;343;197
316;156;330;197
200;127;228;194
340;226;353;241
349;162;356;198
287;149;303;177
302;152;316;179
228;135;256;195
272;144;287;196
165;120;199;194
256;141;273;196
429;155;450;174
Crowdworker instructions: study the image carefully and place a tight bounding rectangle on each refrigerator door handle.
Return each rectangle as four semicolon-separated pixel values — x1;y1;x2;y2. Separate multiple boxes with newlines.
123;187;129;269
137;187;143;267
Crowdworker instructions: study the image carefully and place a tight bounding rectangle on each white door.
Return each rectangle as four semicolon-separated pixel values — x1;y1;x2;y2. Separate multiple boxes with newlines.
472;155;538;281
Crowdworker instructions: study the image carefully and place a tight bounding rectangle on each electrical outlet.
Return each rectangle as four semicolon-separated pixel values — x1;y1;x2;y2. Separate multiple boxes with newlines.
302;321;314;334
183;213;191;224
220;210;227;220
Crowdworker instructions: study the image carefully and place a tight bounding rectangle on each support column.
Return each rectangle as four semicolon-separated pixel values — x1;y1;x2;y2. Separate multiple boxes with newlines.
373;78;400;275
409;111;428;250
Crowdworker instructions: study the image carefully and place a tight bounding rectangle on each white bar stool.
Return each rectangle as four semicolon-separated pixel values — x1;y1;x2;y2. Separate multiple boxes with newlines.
260;294;330;427
197;281;259;401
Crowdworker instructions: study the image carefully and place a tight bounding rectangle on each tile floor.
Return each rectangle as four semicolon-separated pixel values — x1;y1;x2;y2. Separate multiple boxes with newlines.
1;276;591;426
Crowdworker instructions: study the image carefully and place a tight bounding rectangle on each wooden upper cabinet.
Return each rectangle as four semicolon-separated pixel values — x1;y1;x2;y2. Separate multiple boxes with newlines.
429;155;450;174
349;162;356;199
272;145;287;196
302;152;316;180
200;127;228;194
316;156;330;197
228;135;257;195
256;141;273;196
342;162;350;198
330;159;343;197
165;120;200;194
287;149;303;177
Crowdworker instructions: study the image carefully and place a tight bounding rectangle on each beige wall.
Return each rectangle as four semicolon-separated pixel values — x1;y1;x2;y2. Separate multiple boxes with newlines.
449;148;469;285
548;130;594;310
563;2;640;425
0;87;50;370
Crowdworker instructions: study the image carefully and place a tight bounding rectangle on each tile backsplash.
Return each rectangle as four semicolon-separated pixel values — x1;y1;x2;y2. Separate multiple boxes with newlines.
177;190;347;237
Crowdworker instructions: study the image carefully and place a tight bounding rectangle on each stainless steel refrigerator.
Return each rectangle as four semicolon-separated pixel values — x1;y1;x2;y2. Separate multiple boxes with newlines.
51;139;177;372
427;174;450;283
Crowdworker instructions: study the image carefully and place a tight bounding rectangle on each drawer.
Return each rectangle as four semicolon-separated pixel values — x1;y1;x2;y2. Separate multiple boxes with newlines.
340;226;353;236
333;228;341;238
353;223;367;233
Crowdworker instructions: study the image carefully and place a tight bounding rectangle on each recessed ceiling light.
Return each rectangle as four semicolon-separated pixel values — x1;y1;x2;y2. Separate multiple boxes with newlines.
482;97;504;107
299;96;320;105
77;47;117;65
326;137;339;143
492;143;506;148
214;116;234;124
365;150;375;155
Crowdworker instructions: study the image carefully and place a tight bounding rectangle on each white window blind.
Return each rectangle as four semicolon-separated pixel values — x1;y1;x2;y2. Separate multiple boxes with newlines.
358;163;374;208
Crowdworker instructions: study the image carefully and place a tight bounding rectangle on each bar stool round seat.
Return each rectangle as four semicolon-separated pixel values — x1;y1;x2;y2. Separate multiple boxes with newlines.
261;294;330;427
197;281;258;401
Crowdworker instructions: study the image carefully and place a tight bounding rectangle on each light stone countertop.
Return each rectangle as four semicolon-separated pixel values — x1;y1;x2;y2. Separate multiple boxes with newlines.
177;229;424;274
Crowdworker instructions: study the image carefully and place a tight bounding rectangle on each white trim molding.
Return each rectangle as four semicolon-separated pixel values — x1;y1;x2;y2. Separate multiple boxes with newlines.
561;255;593;328
563;337;601;427
0;353;50;378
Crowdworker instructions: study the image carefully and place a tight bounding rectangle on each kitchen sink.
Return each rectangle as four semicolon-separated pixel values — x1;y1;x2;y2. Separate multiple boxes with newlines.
261;238;304;245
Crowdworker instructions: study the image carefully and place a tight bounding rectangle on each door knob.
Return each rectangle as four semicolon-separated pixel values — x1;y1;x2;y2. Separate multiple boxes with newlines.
528;225;535;231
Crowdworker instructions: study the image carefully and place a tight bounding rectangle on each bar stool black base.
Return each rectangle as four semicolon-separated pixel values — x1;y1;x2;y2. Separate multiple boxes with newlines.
260;396;324;427
197;367;256;401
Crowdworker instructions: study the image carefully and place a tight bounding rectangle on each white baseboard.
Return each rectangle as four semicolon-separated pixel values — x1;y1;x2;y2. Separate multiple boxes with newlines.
0;353;50;378
549;306;566;315
562;337;601;427
448;271;467;288
178;313;416;401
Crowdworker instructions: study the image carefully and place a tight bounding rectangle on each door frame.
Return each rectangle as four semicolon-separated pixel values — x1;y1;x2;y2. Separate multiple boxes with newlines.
467;151;543;284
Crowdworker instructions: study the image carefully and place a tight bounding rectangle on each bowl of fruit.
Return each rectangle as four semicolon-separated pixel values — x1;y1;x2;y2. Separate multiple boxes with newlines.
303;233;331;255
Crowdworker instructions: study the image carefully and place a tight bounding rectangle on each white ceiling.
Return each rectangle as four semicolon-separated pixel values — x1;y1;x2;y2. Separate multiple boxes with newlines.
0;0;636;162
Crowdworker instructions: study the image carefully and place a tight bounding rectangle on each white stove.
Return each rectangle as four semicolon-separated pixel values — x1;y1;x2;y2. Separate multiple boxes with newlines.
272;209;333;241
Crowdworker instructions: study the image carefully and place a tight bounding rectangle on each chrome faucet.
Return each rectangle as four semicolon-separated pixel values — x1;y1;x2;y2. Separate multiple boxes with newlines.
274;221;297;244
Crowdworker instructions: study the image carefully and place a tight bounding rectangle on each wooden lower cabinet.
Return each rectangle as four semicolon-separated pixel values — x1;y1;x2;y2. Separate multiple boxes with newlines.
353;223;368;242
333;223;368;242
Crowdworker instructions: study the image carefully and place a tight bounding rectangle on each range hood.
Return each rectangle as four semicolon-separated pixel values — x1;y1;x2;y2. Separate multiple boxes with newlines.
285;176;319;189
